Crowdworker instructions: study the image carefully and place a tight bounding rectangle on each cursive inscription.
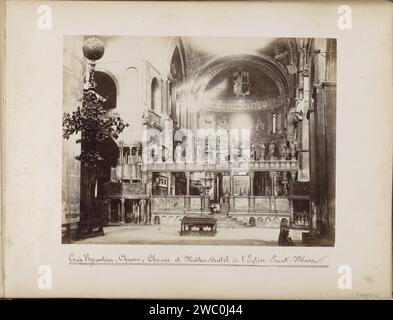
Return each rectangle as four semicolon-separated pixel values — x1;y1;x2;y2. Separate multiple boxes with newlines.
68;253;328;268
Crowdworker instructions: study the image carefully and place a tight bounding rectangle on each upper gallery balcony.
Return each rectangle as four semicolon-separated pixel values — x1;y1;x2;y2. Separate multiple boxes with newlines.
110;163;142;182
144;159;298;173
103;181;147;199
142;109;162;130
195;96;290;113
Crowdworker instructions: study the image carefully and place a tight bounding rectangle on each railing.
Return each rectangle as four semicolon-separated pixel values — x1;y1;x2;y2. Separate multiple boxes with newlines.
193;97;290;113
110;163;142;181
104;182;146;198
142;109;162;130
151;195;290;214
144;159;298;172
152;195;187;212
231;196;290;213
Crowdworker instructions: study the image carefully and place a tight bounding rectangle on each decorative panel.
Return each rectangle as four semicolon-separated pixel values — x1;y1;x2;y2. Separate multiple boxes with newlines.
166;196;185;211
235;197;249;211
276;198;290;212
190;197;201;210
255;197;270;212
122;183;145;195
152;197;166;211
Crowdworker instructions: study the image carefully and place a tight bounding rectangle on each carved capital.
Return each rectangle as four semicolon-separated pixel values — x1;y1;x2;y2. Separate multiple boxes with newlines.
269;171;277;179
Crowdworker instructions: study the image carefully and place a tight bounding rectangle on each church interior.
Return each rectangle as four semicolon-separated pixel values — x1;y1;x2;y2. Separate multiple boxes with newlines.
62;36;336;246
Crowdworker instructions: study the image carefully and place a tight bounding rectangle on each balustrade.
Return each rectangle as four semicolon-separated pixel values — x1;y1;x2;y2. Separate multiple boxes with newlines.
151;194;290;214
177;96;289;113
104;182;146;198
142;109;163;130
144;159;298;172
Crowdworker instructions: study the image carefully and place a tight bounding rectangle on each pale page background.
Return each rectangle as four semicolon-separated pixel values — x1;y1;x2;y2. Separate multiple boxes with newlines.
4;0;392;299
0;0;5;299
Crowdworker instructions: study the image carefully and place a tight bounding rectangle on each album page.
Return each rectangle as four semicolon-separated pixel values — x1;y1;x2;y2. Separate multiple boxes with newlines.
2;0;392;299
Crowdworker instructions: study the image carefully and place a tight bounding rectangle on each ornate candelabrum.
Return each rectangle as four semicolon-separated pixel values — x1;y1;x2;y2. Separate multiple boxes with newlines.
81;37;105;232
82;37;105;91
199;172;214;216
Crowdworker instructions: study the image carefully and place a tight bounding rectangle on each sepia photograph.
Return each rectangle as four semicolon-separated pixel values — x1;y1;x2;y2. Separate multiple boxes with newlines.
62;36;336;246
2;0;392;300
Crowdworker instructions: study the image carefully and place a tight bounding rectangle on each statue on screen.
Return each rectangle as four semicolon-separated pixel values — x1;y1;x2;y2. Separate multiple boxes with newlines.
289;141;297;159
255;117;265;138
279;141;287;159
255;143;265;161
216;115;229;130
286;108;298;141
268;142;276;160
251;143;256;160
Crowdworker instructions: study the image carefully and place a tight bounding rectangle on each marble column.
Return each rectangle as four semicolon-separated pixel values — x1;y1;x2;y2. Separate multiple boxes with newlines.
298;69;310;182
167;172;172;195
137;200;141;223
132;201;137;223
119;144;124;165
120;198;125;224
147;172;153;196
269;171;278;212
185;172;191;212
269;172;276;195
141;199;147;224
249;172;254;196
229;173;235;212
117;200;121;223
289;198;294;224
108;200;112;224
282;172;289;196
249;172;255;213
147;199;152;224
216;173;220;202
186;172;190;196
229;174;234;195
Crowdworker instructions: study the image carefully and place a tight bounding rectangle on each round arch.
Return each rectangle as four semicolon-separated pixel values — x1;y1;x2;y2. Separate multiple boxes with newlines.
151;77;161;112
192;54;290;98
94;69;118;109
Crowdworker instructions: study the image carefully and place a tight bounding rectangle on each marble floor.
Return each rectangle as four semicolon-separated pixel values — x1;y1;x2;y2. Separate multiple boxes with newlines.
73;224;306;246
